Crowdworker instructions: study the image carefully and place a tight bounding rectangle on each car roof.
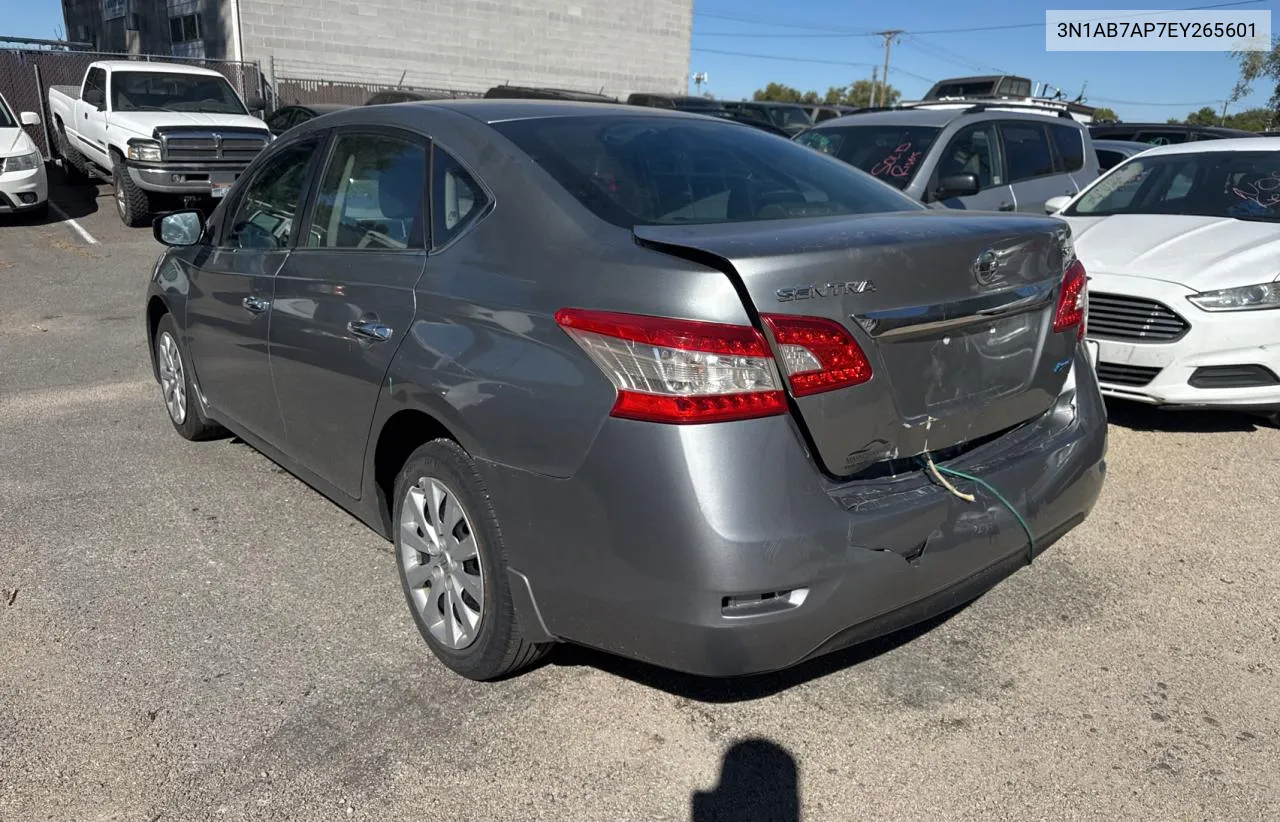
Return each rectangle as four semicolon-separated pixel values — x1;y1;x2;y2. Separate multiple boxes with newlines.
732;100;807;108
811;107;1084;129
1129;137;1280;157
363;98;708;124
1090;122;1253;136
1091;139;1151;152
91;60;224;78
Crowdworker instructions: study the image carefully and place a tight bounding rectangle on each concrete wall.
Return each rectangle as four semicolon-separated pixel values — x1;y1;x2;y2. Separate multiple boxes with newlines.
234;0;693;98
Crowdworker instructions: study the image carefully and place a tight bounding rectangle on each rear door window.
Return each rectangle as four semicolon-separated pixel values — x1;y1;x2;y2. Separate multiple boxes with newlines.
998;122;1055;181
432;148;491;248
1049;123;1085;172
1096;149;1125;171
493;115;922;228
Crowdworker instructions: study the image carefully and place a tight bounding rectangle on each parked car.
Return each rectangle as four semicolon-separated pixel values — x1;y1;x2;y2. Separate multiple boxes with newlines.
47;60;270;226
1089;122;1254;145
795;105;1100;213
146;100;1106;681
484;85;618;103
1092;139;1150;171
364;88;459;105
0;91;47;218
1044;138;1280;426
808;104;861;124
265;103;351;136
721;101;813;135
627;93;726;114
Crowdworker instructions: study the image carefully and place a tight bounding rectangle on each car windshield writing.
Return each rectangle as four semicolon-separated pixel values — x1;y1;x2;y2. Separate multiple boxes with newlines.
1067;151;1280;222
795;126;940;189
492;116;922;228
111;72;246;114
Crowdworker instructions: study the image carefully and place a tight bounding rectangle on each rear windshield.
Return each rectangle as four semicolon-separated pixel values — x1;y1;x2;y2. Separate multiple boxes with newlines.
492;116;923;228
1066;150;1280;222
795;125;941;189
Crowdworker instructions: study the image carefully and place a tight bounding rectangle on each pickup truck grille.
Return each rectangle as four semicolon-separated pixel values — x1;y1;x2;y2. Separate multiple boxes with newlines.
159;130;269;163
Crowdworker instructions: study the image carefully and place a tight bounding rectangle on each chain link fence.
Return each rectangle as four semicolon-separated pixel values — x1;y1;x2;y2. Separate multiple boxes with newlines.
0;48;264;159
275;77;481;107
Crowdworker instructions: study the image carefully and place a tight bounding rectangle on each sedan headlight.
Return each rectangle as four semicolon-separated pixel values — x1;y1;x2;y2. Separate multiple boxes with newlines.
127;140;162;162
1187;282;1280;312
3;152;41;172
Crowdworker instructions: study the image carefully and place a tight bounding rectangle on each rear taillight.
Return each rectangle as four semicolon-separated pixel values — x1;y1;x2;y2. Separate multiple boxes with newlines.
1053;259;1088;340
761;314;873;397
554;308;786;424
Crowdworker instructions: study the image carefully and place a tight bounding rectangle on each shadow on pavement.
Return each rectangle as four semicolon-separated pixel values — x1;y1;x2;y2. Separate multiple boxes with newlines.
1105;398;1270;433
44;161;108;221
691;738;800;822
550;605;967;703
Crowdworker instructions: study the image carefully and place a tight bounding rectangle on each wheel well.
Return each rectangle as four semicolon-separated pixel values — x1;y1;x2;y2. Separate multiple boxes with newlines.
146;297;169;379
373;409;456;530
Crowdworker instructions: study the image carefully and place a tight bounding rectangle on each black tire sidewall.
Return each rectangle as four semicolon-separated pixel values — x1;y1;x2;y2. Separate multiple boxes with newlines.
393;439;521;680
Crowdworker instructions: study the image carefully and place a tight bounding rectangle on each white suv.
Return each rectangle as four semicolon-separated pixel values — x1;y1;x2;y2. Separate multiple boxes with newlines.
0;92;47;218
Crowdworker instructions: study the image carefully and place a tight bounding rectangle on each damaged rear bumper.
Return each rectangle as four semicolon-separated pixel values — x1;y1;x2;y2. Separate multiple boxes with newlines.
479;348;1108;677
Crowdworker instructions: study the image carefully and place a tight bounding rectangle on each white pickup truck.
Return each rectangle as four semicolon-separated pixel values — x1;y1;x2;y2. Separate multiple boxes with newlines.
48;60;271;226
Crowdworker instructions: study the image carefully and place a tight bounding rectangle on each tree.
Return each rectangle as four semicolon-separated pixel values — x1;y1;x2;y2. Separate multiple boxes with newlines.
1226;107;1275;131
753;82;805;103
1091;106;1119;122
1231;37;1280;110
1185;106;1219;126
752;77;899;108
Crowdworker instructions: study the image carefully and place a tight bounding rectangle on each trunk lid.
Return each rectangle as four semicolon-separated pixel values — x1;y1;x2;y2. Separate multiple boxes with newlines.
635;211;1077;477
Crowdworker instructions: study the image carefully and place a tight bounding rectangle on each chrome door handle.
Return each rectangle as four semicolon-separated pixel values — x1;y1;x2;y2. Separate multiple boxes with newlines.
241;296;269;314
348;320;393;342
998;202;1015;211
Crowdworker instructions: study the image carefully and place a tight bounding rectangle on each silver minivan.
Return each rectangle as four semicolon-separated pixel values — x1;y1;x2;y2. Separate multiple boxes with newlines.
795;106;1100;214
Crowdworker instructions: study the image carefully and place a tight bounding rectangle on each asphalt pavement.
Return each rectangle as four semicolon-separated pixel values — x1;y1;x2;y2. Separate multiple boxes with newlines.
1;170;1277;821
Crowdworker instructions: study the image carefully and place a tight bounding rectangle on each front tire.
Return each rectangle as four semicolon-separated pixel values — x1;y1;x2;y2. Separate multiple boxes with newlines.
112;154;152;227
394;439;549;680
154;313;224;441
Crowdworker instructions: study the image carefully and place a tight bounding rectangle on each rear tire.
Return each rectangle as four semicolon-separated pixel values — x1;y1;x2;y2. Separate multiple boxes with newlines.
154;313;224;441
54;125;89;182
112;153;153;227
394;439;549;681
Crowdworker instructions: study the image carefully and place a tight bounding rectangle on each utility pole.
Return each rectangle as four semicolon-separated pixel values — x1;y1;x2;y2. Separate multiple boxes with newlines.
869;66;878;107
873;29;903;107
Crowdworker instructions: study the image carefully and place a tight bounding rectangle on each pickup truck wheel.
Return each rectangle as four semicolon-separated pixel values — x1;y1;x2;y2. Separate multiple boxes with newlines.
54;127;89;181
112;155;153;227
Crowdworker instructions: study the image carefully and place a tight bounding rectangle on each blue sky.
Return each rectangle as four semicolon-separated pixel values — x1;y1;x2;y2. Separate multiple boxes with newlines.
4;0;1276;122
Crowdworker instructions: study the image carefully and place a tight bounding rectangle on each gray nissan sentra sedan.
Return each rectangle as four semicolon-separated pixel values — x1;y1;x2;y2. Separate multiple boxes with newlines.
145;100;1107;681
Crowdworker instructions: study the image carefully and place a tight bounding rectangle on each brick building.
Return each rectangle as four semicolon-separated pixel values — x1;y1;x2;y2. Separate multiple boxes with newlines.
60;0;693;97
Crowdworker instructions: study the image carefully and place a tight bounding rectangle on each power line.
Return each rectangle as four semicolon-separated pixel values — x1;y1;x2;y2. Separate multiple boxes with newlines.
899;36;1005;75
691;47;936;84
1089;95;1226;107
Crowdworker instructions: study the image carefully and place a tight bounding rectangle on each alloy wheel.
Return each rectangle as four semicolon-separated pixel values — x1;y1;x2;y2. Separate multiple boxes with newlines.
399;476;485;649
114;171;125;219
156;331;187;425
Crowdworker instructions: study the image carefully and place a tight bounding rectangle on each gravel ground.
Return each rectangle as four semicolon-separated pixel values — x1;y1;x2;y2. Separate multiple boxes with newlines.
2;175;1277;821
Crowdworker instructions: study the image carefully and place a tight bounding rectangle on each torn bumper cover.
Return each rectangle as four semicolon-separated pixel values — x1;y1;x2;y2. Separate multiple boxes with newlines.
479;347;1108;677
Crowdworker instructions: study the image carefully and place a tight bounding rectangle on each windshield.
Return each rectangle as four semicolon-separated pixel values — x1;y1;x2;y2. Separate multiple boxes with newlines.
492;116;923;228
110;71;247;115
1066;150;1280;222
795;125;941;189
0;95;15;128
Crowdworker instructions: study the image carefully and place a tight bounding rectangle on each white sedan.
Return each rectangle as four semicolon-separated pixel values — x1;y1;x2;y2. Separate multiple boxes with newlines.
1046;138;1280;425
0;92;48;218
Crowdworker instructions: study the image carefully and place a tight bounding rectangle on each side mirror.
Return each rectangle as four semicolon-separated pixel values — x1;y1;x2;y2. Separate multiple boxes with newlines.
20;111;41;126
246;95;266;112
935;172;981;199
1044;195;1072;214
153;209;205;247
